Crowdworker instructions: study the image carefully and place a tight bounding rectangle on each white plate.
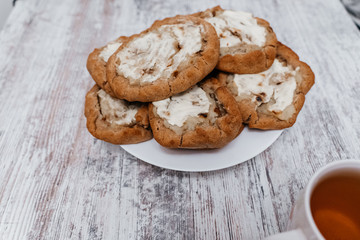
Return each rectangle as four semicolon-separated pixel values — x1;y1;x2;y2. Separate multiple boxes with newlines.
121;127;283;172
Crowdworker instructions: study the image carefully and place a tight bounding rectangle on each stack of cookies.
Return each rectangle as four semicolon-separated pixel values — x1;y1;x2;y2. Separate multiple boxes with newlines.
85;6;315;149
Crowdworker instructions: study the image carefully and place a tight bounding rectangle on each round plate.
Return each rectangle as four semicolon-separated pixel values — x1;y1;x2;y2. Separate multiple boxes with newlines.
121;127;283;172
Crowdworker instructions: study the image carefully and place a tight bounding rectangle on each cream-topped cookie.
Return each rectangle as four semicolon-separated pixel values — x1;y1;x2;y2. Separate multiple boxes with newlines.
205;10;266;56
107;15;220;102
231;59;299;113
84;85;152;145
219;42;315;130
87;36;127;97
193;6;277;74
149;78;243;149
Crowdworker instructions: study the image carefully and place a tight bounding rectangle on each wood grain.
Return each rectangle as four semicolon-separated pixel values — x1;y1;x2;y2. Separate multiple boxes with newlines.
0;0;360;239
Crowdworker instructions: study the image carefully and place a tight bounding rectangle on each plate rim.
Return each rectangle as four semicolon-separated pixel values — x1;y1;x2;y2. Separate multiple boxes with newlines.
121;127;283;172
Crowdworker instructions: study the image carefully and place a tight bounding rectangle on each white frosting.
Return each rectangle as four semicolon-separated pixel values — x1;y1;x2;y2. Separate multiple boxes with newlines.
233;59;299;112
97;89;139;125
152;86;210;127
99;42;122;62
116;23;203;84
205;10;266;51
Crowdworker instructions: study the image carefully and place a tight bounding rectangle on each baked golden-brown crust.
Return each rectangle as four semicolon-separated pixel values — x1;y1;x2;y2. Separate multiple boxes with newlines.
107;15;220;102
193;6;277;74
84;85;152;144
218;42;315;130
149;77;243;149
86;37;127;97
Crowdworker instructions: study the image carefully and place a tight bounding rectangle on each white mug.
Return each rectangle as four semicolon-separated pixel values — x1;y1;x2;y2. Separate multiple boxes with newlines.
264;159;360;240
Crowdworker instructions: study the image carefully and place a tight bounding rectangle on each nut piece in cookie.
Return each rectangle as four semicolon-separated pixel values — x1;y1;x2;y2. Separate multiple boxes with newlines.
86;36;127;97
219;42;315;129
194;6;277;74
84;85;152;144
107;15;220;102
149;78;243;149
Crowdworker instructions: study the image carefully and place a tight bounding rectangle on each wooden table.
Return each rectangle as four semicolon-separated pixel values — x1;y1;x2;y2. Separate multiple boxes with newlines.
0;0;359;239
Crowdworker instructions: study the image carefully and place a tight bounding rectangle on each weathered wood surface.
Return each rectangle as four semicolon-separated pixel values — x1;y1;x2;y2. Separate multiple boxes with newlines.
0;0;359;239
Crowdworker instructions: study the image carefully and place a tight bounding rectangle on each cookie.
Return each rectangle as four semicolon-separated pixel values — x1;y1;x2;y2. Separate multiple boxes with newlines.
218;42;315;129
149;77;243;149
107;15;220;102
84;85;152;144
193;6;277;74
86;36;127;97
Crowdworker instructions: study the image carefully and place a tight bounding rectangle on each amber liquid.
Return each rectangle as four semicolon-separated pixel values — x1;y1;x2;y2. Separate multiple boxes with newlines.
310;172;360;240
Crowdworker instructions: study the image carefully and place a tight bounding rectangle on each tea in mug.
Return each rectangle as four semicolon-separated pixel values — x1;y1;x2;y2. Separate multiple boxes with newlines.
310;172;360;240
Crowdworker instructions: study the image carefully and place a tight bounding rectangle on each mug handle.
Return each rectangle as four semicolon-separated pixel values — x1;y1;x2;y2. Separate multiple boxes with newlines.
264;229;307;240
